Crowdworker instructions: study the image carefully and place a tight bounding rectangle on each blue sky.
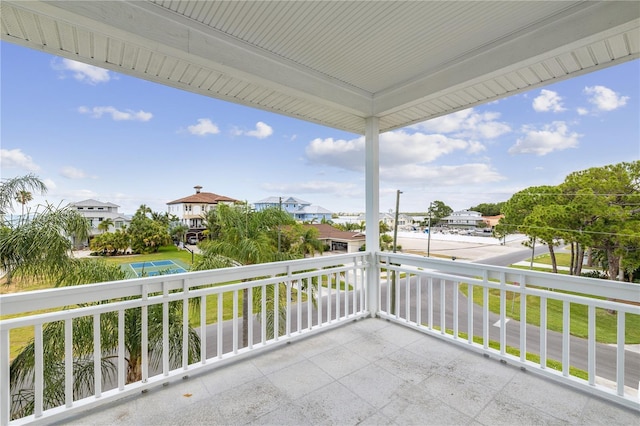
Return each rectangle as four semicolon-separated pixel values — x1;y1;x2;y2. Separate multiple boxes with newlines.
1;41;638;216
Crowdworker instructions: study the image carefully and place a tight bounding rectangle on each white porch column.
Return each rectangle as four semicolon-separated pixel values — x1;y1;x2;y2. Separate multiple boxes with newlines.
365;116;380;317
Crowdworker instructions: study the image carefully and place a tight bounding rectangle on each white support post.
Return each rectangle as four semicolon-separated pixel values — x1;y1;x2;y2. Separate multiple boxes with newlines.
365;116;380;317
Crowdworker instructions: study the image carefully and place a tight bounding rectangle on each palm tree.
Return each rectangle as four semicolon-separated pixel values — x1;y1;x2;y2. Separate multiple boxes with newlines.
14;190;32;218
9;259;200;420
193;204;298;345
97;218;114;233
0;202;90;284
0;174;47;214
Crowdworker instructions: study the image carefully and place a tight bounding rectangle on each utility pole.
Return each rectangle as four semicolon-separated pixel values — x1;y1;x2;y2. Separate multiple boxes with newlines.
391;190;402;315
427;202;433;257
392;190;402;253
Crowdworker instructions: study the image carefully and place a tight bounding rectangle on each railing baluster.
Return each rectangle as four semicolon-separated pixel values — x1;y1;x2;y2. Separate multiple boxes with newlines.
307;277;313;330
500;273;506;356
34;323;43;417
141;284;149;383
416;275;422;327
519;276;526;363
483;286;489;350
588;304;595;385
261;284;267;344
118;310;125;390
453;281;459;338
248;287;253;349
217;293;223;358
93;314;102;397
540;297;547;370
336;272;340;321
1;329;9;426
562;300;570;377
440;279;445;335
297;278;302;332
428;277;433;330
327;273;332;323
200;295;207;364
274;283;279;340
233;290;238;353
617;311;625;396
162;288;169;376
65;318;73;405
286;279;292;337
182;286;189;370
405;273;411;323
318;277;323;327
467;284;473;344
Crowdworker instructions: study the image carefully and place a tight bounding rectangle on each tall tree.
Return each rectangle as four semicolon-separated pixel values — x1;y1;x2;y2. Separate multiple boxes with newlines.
14;190;33;217
97;218;114;233
193;204;298;345
0;174;47;214
127;205;172;253
9;259;200;419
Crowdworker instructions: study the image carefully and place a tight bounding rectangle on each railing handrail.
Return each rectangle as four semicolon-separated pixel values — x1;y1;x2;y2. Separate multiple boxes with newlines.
0;252;370;317
378;251;640;303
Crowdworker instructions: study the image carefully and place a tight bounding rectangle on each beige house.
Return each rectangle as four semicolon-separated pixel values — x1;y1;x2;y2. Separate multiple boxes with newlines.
167;186;238;236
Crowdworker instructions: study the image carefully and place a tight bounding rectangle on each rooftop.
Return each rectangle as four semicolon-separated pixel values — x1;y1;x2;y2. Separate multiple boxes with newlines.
60;319;639;426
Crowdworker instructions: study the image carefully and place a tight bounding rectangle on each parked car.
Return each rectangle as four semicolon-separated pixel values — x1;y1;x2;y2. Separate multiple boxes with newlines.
187;236;198;245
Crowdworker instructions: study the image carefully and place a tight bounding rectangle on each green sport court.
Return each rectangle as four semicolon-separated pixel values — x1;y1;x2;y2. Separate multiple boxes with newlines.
123;260;189;278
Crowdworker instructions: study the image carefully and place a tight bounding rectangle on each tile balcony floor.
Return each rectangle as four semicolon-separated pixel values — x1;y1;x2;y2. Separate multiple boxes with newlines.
60;319;639;426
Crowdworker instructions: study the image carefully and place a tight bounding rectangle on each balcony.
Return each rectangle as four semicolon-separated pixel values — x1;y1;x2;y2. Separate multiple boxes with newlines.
2;252;639;425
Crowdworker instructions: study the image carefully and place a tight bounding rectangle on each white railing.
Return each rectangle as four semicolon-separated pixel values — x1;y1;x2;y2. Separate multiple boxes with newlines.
376;252;640;412
0;253;369;425
2;251;639;425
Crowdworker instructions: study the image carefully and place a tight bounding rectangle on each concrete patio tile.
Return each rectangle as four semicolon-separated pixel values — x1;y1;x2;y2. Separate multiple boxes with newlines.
247;401;313;426
373;346;440;384
266;358;335;399
415;371;499;418
200;358;265;396
403;333;465;366
499;371;590;423
441;351;518;391
339;363;411;408
343;333;402;363
475;392;569;425
380;392;475;426
577;396;640;425
309;344;369;379
212;376;291;425
286;329;341;357
249;343;308;376
293;381;377;425
374;321;425;347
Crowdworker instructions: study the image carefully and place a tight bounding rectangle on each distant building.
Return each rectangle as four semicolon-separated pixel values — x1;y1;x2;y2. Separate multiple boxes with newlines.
167;186;239;237
356;212;415;230
482;214;504;229
254;196;333;222
440;210;485;228
306;223;365;253
70;199;131;247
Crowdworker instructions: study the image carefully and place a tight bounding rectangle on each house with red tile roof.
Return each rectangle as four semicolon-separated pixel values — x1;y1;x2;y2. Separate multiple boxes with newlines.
167;186;239;236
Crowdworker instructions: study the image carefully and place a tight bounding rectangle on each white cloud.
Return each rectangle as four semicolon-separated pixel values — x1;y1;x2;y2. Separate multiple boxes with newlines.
532;89;566;112
411;108;511;139
53;58;111;84
0;148;40;171
261;180;360;196
584;85;629;111
246;122;273;139
187;118;220;136
577;107;589;116
305;130;481;172
60;166;93;180
509;121;581;156
381;163;505;185
78;106;152;121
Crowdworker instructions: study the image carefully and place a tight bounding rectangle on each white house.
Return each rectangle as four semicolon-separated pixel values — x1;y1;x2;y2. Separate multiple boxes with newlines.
254;196;333;222
167;186;238;231
440;210;485;228
69;199;131;247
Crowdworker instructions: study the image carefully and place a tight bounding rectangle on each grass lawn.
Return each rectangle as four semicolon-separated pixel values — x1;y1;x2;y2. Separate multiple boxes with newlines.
460;284;640;344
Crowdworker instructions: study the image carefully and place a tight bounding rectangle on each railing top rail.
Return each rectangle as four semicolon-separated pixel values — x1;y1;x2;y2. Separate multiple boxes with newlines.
0;252;369;317
378;251;640;303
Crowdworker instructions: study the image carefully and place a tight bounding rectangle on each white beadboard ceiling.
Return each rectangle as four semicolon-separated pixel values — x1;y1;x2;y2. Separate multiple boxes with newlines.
2;1;639;134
